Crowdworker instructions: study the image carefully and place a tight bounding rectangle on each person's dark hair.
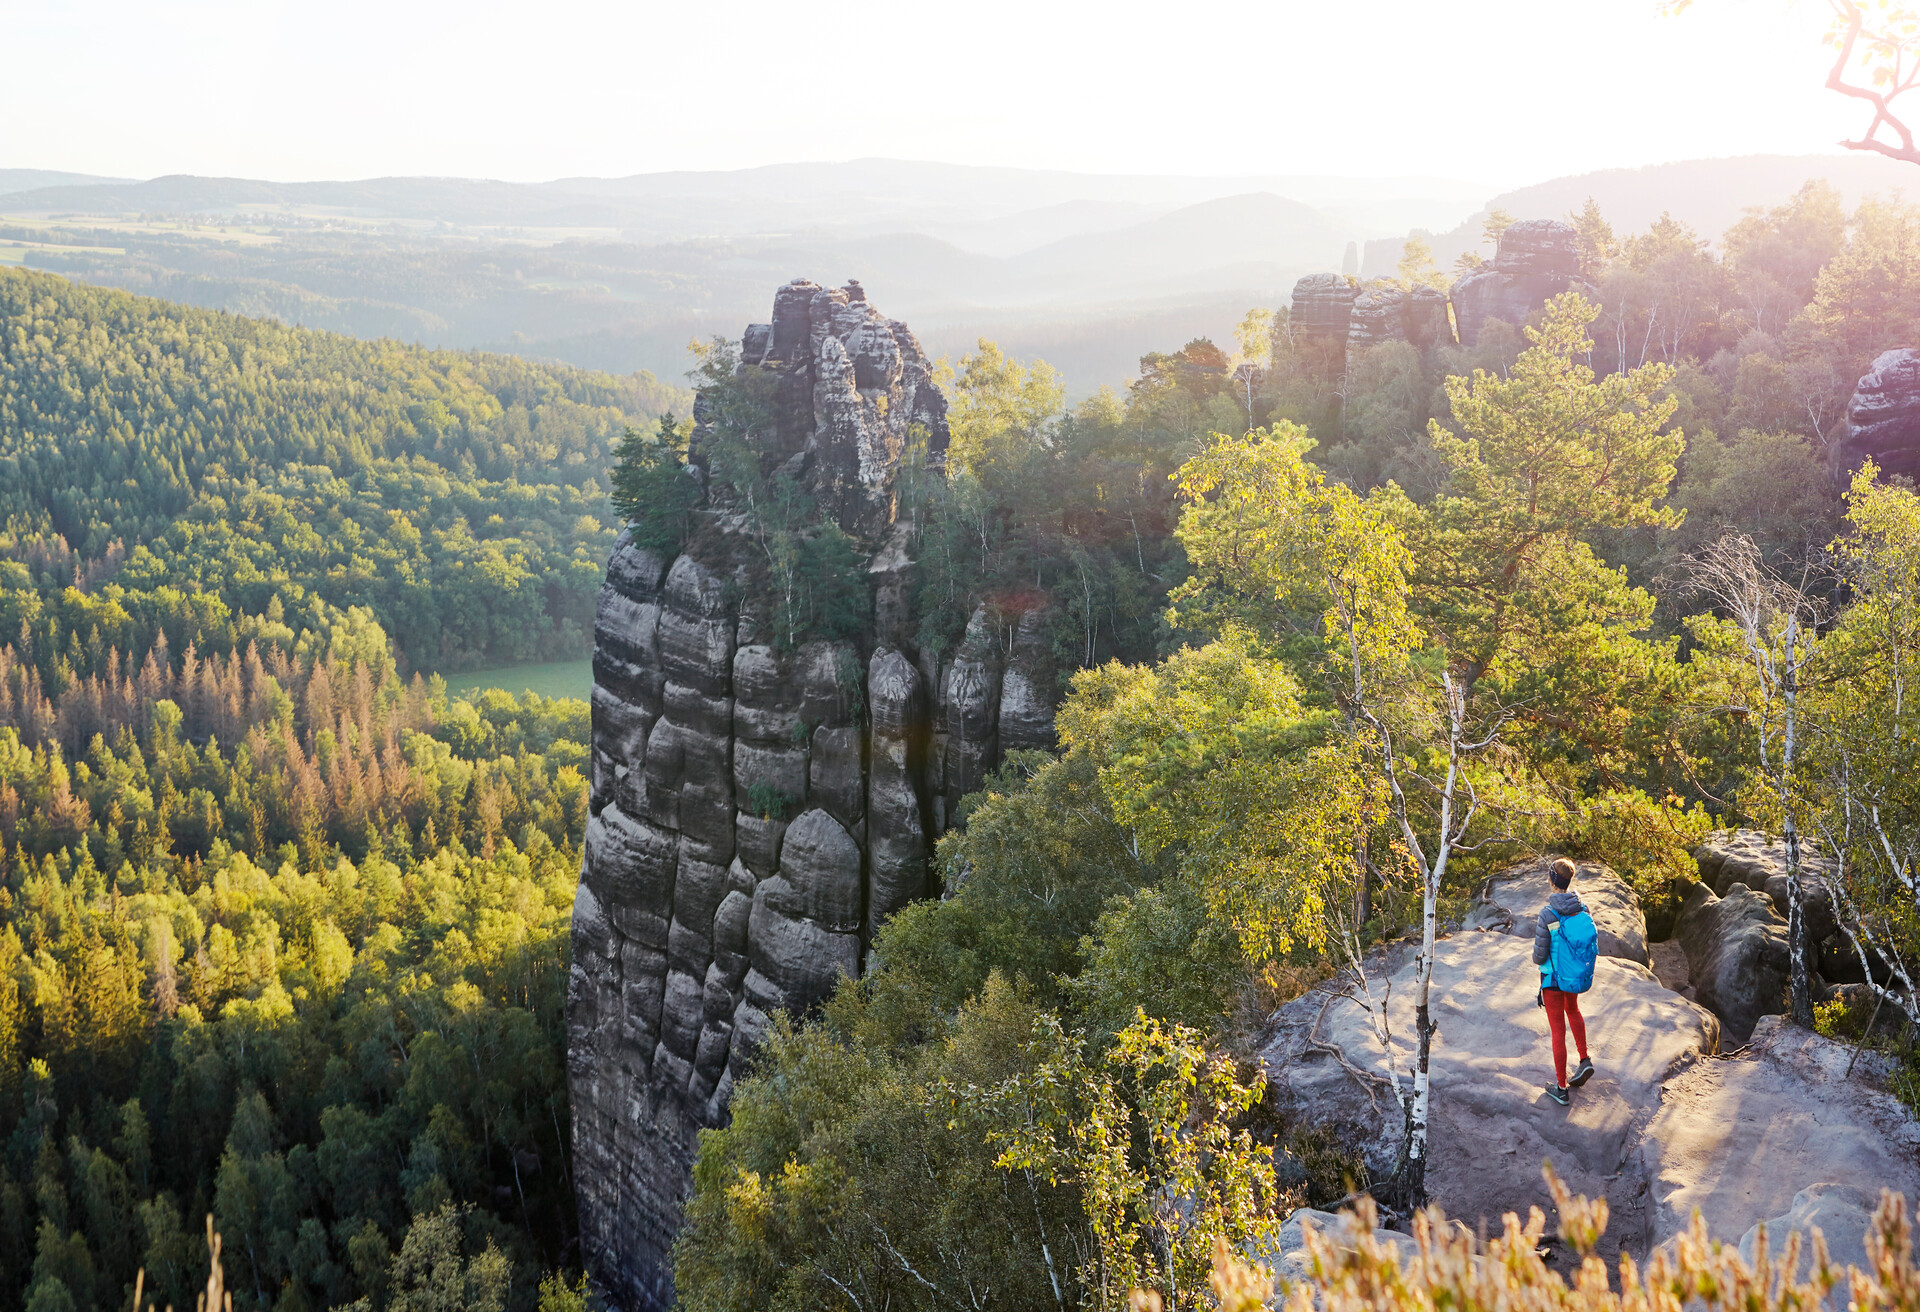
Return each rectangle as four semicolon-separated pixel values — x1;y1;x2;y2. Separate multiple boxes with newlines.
1550;858;1577;889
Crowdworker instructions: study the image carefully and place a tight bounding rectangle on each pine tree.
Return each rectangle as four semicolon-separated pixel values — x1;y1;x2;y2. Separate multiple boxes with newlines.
610;414;700;554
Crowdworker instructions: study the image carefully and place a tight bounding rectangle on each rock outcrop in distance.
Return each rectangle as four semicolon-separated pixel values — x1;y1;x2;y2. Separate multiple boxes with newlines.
1261;853;1920;1276
1287;218;1590;369
1287;274;1458;365
1449;218;1592;347
1836;347;1920;487
569;279;1055;1311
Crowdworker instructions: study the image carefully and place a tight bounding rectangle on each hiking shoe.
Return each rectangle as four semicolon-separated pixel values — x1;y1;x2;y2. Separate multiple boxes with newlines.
1545;1084;1570;1106
1570;1057;1595;1088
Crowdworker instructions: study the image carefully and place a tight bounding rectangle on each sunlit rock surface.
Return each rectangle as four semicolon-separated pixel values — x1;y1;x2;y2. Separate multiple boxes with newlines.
1347;280;1456;353
1261;850;1920;1274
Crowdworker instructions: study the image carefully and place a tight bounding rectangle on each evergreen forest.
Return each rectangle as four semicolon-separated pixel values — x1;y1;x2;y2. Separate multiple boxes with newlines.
0;268;669;1312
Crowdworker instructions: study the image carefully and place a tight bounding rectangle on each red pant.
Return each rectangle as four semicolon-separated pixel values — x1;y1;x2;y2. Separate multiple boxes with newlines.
1543;988;1588;1087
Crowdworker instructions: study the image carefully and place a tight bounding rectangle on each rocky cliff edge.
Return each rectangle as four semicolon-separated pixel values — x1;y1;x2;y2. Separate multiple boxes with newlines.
1261;856;1920;1280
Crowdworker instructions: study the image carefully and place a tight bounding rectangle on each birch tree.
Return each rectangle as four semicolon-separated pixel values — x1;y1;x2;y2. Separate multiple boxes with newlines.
1809;464;1920;1027
1685;532;1831;1026
1170;294;1690;1205
1170;427;1505;1206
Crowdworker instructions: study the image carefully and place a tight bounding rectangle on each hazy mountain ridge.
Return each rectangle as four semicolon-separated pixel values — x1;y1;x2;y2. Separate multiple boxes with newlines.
5;153;1912;392
2;158;1486;245
0;168;131;195
1362;152;1920;276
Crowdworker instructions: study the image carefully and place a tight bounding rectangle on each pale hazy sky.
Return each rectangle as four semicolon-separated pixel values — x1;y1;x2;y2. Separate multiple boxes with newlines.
9;0;1862;184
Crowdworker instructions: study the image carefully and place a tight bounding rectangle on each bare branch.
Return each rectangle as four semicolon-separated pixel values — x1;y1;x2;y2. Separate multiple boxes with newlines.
1826;0;1920;165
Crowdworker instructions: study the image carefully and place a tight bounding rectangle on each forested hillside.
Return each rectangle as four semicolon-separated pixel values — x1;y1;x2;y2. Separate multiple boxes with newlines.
0;648;590;1312
0;268;682;678
0;270;663;1312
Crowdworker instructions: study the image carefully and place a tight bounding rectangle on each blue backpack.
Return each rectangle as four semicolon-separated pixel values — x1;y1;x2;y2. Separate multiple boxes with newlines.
1543;906;1599;994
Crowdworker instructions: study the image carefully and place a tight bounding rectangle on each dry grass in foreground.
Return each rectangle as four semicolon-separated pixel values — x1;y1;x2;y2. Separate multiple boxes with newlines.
1133;1167;1918;1312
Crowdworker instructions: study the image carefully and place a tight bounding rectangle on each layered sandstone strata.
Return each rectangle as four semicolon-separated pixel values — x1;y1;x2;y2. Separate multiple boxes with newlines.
1449;218;1591;346
569;279;1052;1309
1836;347;1920;485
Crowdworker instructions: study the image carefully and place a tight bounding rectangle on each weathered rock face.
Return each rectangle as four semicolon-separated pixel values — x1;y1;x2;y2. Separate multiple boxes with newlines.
1290;272;1358;349
1449;219;1591;347
1263;853;1920;1270
1694;828;1843;996
571;280;1054;1310
724;277;951;545
1290;274;1456;373
1346;281;1457;354
1835;347;1920;486
1696;828;1831;900
1641;1017;1920;1260
1462;855;1649;967
1673;881;1789;1046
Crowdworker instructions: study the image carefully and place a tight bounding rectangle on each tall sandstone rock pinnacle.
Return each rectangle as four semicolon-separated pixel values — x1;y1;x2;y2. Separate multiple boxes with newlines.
569;279;1053;1310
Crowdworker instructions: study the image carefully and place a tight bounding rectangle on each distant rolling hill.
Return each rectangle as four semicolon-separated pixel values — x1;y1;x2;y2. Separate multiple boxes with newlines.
1362;152;1920;276
1488;153;1920;240
0;168;132;195
1009;193;1344;292
0;158;1487;246
12;153;1919;393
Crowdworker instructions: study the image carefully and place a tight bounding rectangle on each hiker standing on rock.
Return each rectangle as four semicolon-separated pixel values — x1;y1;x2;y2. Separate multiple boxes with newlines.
1534;858;1600;1106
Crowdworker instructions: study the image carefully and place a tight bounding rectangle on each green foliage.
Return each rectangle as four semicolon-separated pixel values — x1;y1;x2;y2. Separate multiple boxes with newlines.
907;341;1191;678
740;783;798;823
342;1206;511;1312
1417;293;1683;683
609;413;699;556
687;340;869;651
1175;301;1721;916
674;977;1087;1312
1395;236;1448;292
0;267;670;673
0;607;586;1310
1067;882;1241;1042
942;342;1067;477
1059;641;1357;965
982;1010;1281;1311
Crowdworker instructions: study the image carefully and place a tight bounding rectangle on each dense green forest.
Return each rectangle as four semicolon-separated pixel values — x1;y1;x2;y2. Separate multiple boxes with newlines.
0;650;588;1312
0;268;681;679
0;270;666;1312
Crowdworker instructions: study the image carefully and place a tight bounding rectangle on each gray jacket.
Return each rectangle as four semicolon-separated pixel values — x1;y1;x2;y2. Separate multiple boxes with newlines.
1532;890;1588;967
